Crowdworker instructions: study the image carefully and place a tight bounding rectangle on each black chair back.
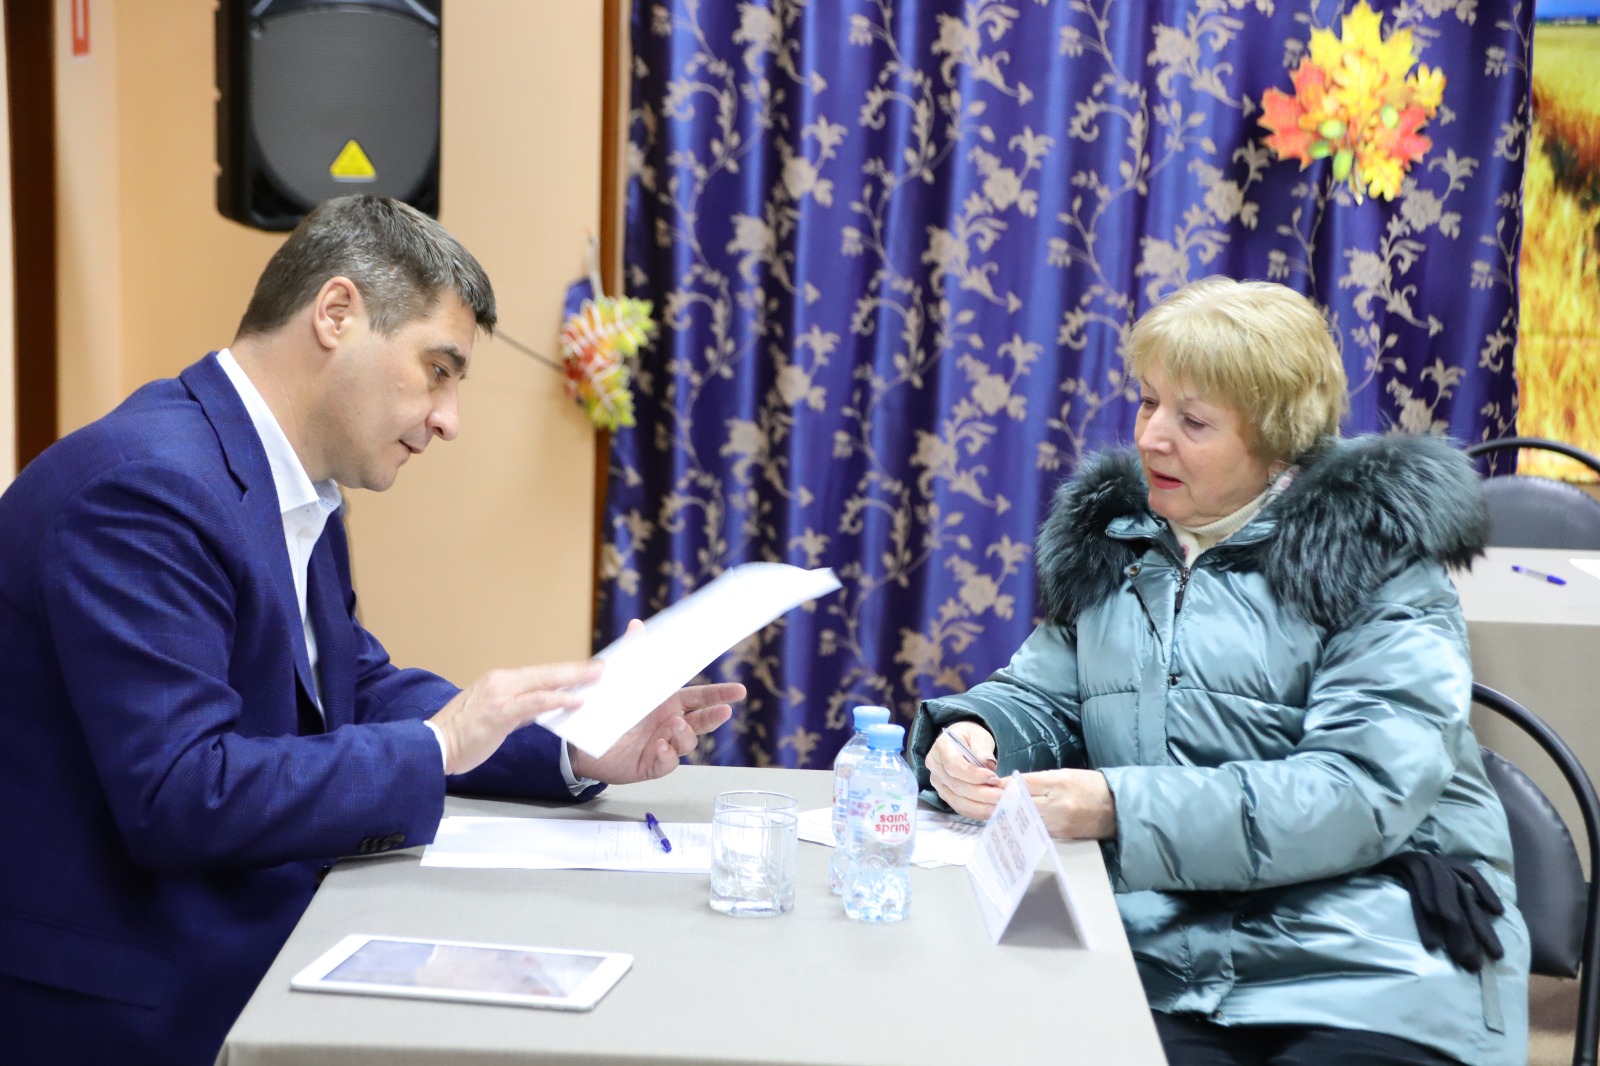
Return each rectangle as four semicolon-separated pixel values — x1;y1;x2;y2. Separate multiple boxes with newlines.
1481;748;1586;974
1465;437;1600;551
1473;682;1600;1066
1479;479;1600;550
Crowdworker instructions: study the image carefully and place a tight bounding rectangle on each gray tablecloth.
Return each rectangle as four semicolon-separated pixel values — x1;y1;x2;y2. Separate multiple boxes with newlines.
217;765;1164;1065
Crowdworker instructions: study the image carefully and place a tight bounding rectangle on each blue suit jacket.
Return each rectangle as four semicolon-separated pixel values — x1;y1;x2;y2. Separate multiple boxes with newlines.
0;354;587;1065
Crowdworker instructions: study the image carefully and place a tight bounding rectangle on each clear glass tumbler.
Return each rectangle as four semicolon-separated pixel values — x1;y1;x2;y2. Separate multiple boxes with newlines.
712;789;799;817
709;802;798;917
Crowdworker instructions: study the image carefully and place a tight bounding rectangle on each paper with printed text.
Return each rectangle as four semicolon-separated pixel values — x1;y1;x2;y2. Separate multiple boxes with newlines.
421;816;712;873
796;805;984;867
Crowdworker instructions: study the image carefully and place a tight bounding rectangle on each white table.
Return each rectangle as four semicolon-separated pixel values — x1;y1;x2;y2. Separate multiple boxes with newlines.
215;765;1166;1065
1456;547;1600;868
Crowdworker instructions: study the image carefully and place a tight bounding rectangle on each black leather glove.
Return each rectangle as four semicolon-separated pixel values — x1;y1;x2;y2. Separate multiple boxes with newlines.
1374;852;1506;972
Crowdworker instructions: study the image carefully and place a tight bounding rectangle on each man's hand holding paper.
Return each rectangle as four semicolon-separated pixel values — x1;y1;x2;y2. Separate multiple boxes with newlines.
568;678;743;784
541;563;842;758
429;660;605;776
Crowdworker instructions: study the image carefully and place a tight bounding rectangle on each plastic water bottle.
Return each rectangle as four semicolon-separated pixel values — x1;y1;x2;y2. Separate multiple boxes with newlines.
830;705;891;893
843;723;917;922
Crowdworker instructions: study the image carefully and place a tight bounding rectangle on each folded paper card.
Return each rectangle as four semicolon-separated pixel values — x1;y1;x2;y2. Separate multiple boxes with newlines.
537;563;842;756
966;774;1092;947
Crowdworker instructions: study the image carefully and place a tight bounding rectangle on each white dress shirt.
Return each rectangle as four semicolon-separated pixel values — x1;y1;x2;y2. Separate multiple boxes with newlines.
216;350;342;713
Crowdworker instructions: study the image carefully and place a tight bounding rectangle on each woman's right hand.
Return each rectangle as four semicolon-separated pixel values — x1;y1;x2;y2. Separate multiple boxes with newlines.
926;721;1004;820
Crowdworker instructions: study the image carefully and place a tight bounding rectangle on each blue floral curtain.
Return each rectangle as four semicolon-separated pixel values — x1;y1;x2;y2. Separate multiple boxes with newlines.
602;0;1533;768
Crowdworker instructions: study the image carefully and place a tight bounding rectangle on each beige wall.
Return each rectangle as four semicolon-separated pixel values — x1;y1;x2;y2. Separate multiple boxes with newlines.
55;0;602;680
347;3;607;672
54;0;125;433
113;2;281;392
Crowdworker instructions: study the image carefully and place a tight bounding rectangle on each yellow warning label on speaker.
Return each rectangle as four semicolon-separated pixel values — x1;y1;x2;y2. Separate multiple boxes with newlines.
329;140;377;182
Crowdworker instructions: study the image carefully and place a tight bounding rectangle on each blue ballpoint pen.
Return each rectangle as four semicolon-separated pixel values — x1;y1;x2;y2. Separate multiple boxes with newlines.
644;812;672;853
1511;564;1567;586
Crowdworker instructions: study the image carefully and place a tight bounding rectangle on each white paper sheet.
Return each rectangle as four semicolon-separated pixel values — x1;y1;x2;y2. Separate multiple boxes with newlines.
420;816;712;874
537;563;842;757
1570;558;1600;583
796;806;985;867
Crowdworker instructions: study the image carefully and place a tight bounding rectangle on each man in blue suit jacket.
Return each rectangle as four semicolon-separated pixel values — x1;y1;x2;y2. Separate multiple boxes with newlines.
0;196;740;1066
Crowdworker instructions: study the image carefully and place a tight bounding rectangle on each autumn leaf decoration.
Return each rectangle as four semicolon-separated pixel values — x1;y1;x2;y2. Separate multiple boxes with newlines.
559;293;655;432
1259;1;1445;203
497;240;656;432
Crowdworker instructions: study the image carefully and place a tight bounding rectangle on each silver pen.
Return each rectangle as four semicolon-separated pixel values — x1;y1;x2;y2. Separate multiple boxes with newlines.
940;725;994;769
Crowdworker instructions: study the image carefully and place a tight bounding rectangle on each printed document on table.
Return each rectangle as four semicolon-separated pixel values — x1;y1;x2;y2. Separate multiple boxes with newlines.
797;806;984;867
538;563;841;756
420;816;712;873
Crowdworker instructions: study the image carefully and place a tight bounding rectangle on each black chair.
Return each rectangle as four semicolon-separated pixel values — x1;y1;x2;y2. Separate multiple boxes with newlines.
1473;682;1600;1066
1464;437;1600;550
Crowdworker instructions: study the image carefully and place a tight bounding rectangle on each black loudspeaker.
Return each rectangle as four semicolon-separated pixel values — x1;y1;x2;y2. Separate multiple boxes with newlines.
215;0;442;231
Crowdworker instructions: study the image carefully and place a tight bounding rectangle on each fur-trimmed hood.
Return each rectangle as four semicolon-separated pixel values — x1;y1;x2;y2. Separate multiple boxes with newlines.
1036;434;1489;629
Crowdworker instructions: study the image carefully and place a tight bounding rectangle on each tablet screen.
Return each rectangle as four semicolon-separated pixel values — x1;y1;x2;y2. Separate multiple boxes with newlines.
325;938;606;998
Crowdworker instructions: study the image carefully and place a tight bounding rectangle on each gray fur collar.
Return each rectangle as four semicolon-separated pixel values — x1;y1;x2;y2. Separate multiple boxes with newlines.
1036;434;1488;629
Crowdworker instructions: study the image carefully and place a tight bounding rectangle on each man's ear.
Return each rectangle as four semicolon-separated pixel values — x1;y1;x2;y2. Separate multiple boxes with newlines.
310;276;362;351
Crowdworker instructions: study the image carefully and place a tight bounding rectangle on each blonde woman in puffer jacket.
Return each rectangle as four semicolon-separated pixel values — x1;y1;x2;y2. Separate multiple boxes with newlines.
913;276;1528;1066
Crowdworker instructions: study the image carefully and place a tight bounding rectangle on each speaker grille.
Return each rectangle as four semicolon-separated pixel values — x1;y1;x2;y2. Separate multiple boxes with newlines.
246;6;439;214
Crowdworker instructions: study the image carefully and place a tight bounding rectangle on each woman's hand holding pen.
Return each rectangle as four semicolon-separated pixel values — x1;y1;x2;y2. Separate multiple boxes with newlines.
927;721;1005;821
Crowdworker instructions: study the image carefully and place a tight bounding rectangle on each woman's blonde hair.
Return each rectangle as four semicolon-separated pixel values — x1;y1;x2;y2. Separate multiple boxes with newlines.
1125;276;1349;462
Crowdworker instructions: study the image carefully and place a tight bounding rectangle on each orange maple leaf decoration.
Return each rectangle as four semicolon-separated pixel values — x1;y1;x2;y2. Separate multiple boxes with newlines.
1259;2;1445;203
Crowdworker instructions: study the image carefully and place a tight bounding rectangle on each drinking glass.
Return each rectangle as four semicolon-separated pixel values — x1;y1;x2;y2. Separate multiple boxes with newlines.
712;789;799;817
709;801;798;917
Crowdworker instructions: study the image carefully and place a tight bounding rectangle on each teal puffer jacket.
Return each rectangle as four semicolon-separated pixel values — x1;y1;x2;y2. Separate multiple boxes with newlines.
910;435;1529;1066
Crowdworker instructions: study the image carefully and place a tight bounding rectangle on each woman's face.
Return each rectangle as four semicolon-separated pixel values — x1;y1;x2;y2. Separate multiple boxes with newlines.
1134;362;1275;527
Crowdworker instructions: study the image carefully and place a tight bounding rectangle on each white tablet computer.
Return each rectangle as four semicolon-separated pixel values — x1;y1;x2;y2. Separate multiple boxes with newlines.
289;934;633;1011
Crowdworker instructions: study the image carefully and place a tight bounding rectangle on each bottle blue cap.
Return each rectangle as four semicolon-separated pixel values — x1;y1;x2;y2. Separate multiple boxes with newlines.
852;705;891;730
865;723;905;751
